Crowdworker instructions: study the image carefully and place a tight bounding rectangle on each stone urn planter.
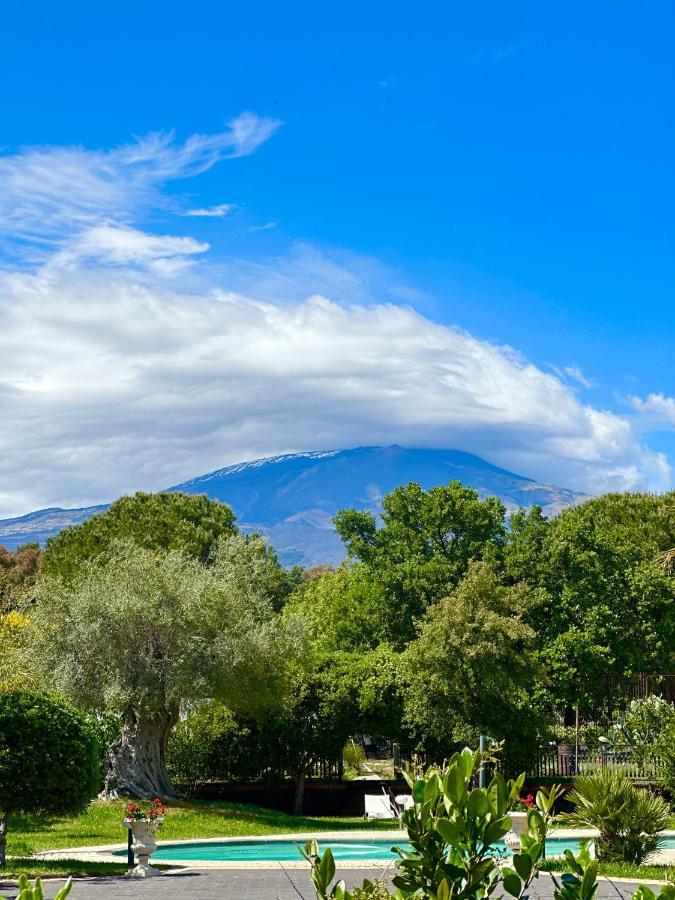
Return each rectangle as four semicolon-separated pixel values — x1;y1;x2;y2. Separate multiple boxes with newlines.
123;801;165;878
125;819;161;878
503;811;528;851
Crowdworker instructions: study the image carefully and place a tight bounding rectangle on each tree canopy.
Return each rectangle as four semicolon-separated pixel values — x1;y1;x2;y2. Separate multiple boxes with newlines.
29;536;296;796
42;491;237;579
334;481;505;646
522;492;675;711
402;560;539;764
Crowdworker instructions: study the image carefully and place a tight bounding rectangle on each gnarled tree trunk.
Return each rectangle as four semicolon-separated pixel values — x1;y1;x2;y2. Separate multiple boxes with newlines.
107;707;182;799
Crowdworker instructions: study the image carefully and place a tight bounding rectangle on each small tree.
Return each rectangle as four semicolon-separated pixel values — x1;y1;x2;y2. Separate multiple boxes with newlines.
0;690;100;866
403;561;540;765
28;538;295;797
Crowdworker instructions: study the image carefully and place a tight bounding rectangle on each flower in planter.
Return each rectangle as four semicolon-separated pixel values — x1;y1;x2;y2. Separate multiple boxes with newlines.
124;798;166;824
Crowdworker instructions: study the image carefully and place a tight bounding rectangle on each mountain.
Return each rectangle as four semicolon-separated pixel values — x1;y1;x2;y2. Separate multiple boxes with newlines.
0;445;585;566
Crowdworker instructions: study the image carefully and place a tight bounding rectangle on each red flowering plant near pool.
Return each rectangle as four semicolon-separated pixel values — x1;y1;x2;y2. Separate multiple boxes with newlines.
124;798;166;825
511;793;536;811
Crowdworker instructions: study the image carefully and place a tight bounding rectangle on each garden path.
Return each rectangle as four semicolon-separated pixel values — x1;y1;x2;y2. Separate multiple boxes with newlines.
0;870;665;899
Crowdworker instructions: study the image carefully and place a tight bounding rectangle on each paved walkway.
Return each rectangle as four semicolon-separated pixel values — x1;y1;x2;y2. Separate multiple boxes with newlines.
0;870;663;899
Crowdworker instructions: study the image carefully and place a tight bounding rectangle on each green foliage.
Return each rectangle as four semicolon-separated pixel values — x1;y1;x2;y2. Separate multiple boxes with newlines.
549;843;599;900
393;750;555;900
29;540;292;718
403;561;540;764
0;874;72;900
526;492;675;711
0;691;100;865
343;741;366;778
334;481;506;647
0;691;100;819
42;491;237;579
167;704;264;792
283;565;389;652
560;771;671;863
302;748;560;900
610;696;675;764
658;729;675;796
349;881;392;899
211;532;301;611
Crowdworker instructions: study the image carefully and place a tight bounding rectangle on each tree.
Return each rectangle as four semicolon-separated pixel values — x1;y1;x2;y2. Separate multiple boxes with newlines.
0;690;100;866
403;561;539;766
0;611;34;692
42;491;237;579
0;543;42;613
28;537;294;797
334;481;506;647
212;531;302;612
527;493;675;713
282;565;389;652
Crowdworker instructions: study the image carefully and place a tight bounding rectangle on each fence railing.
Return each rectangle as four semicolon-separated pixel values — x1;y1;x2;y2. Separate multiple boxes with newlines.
534;748;664;781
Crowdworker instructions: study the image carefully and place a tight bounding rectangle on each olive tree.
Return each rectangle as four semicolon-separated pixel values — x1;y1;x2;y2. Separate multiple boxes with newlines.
28;536;295;798
0;690;100;866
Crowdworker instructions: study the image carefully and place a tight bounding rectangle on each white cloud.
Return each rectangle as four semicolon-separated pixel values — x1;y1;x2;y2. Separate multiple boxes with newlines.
52;224;209;272
563;365;596;389
630;393;675;427
0;112;280;252
0;123;670;519
184;204;234;218
0;244;669;518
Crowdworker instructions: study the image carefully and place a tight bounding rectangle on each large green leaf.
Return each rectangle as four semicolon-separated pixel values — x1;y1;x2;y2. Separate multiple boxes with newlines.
436;819;462;848
512;852;532;880
467;787;489;818
502;871;523;898
483;815;511;844
444;764;466;806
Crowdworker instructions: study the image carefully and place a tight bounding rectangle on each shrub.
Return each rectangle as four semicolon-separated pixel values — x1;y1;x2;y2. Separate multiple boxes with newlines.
167;703;264;793
343;741;366;778
610;697;675;764
560;771;670;863
0;690;100;866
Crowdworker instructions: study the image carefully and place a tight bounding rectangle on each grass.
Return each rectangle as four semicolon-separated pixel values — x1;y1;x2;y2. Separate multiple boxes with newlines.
541;858;675;883
5;797;395;859
0;858;131;879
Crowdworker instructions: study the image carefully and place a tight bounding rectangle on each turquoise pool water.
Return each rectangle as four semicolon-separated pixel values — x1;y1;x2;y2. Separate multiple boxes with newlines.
117;835;619;863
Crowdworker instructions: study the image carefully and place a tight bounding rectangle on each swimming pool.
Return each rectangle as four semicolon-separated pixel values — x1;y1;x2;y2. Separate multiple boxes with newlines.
116;835;642;863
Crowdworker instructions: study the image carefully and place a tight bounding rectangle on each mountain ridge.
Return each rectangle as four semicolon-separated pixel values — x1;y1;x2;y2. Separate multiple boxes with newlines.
0;445;585;566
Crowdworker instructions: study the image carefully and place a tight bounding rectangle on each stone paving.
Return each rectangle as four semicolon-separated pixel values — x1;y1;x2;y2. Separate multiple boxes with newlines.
0;870;663;899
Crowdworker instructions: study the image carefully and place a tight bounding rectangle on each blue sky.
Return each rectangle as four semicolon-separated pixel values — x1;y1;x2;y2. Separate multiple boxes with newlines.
0;1;673;515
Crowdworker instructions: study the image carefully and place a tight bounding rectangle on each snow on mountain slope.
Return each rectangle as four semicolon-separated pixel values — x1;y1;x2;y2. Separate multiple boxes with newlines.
0;445;585;566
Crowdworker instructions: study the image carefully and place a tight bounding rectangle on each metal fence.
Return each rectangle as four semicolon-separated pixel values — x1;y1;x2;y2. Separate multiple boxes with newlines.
534;747;665;781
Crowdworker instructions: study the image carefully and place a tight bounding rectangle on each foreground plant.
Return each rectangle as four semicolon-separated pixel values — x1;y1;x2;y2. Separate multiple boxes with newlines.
301;746;559;899
550;843;675;900
559;771;670;864
0;874;72;900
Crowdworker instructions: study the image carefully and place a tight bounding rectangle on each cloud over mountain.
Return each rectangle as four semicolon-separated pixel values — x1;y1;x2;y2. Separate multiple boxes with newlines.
0;124;669;518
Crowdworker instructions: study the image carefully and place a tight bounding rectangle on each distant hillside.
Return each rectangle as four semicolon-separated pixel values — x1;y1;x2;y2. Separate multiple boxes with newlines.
0;445;585;566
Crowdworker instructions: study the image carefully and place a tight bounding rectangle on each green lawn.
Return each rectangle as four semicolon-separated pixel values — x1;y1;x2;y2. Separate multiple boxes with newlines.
541;858;675;882
0;859;131;879
6;798;395;858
